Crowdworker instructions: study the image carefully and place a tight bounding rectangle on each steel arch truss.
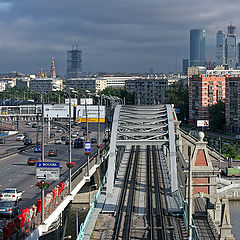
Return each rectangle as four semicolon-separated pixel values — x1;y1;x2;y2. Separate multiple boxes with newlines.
107;104;178;197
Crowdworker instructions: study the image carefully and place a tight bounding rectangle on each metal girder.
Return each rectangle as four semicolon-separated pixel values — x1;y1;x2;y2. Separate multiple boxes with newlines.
106;104;178;197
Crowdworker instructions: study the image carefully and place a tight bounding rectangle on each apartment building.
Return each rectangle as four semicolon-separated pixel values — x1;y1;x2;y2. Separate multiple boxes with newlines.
225;76;240;133
125;78;168;105
189;75;226;122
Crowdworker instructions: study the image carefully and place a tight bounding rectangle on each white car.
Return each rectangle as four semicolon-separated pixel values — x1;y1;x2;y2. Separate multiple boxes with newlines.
55;138;62;144
52;125;57;129
57;128;63;133
0;188;22;202
71;133;78;138
16;134;25;141
26;121;31;126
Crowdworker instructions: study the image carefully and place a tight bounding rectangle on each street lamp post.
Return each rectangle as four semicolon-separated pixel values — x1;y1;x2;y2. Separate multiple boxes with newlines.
68;89;72;194
85;94;89;176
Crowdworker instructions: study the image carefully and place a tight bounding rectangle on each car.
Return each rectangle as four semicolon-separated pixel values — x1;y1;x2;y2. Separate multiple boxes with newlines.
55;138;62;144
57;128;63;133
0;138;5;144
71;133;78;138
34;145;42;152
24;138;32;146
0;201;20;217
0;188;22;202
52;125;57;129
79;135;84;140
65;139;73;145
61;136;67;141
82;126;86;129
48;149;57;157
50;133;56;138
16;134;25;141
32;123;38;128
103;138;108;143
26;121;31;126
235;135;240;140
91;138;97;144
27;157;38;165
83;131;87;136
23;132;29;137
74;138;84;148
37;126;43;132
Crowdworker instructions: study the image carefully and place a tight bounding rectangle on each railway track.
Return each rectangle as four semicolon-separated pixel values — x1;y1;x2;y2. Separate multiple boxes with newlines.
112;145;186;240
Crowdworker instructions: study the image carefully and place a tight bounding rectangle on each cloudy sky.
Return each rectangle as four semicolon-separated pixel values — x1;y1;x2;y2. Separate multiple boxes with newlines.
0;0;239;75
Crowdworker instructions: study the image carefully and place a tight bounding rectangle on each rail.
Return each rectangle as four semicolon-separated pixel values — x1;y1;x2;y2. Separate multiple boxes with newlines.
112;146;135;240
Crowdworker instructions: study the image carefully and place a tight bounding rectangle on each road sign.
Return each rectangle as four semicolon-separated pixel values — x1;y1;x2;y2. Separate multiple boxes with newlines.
85;142;91;153
175;108;180;114
36;162;60;181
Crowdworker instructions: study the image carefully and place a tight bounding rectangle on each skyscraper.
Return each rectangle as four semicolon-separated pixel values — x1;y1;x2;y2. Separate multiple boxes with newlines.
67;46;82;78
190;29;206;67
182;58;189;75
216;30;226;65
226;23;236;68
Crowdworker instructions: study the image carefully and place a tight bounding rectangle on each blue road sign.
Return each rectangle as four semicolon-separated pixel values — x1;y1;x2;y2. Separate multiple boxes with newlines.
175;108;180;114
37;162;60;168
85;142;91;152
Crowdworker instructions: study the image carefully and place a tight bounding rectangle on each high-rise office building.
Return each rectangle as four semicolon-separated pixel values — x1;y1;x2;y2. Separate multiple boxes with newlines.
190;29;206;67
67;46;82;78
216;30;226;65
226;23;236;68
238;43;240;66
182;58;189;75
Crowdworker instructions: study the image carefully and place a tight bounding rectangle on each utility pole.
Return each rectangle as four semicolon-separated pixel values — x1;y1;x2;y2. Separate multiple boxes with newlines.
41;91;45;162
85;96;89;176
97;96;101;164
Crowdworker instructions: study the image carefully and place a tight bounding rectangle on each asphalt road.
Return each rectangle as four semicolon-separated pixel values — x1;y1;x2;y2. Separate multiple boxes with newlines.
0;122;106;215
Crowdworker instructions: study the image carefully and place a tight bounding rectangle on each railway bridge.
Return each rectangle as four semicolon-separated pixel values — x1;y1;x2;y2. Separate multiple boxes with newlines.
82;105;235;240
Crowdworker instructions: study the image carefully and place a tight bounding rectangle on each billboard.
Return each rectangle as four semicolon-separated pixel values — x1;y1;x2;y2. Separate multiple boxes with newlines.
65;98;78;106
80;98;93;105
76;105;105;122
44;104;71;118
197;120;209;127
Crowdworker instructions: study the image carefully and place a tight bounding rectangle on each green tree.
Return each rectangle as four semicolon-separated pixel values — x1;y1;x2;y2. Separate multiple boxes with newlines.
165;83;189;121
222;144;238;159
208;100;225;131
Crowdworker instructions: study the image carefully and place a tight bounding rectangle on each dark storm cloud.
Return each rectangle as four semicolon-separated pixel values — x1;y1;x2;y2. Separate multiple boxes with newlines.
0;0;239;74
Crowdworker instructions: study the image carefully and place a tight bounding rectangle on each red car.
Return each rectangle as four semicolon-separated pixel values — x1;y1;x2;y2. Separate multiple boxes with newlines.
48;149;57;157
27;157;39;166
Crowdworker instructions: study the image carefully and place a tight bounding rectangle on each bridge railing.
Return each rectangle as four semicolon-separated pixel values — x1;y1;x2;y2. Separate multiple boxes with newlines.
178;188;200;240
77;171;108;240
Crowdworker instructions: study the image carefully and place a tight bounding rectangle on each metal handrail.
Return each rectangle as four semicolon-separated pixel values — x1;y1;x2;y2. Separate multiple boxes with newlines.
77;171;108;240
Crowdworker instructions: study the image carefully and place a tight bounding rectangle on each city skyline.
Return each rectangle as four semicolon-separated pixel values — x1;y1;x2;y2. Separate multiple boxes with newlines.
0;1;240;74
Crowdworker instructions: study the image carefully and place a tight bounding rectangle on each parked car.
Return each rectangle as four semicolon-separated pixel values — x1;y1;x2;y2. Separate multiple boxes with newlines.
48;149;57;157
0;201;20;217
37;126;43;132
74;138;84;148
24;138;32;146
57;128;63;133
16;134;25;141
32;123;37;128
0;188;22;202
61;136;67;141
50;133;56;138
34;145;42;152
0;138;5;144
26;121;31;126
27;157;38;165
55;138;62;144
91;138;97;144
